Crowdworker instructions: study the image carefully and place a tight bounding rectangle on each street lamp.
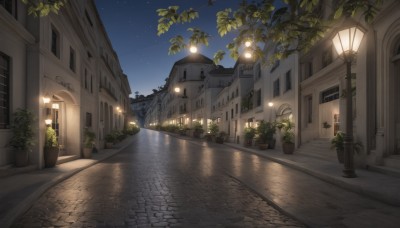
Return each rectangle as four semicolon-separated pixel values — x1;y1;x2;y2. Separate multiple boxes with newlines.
189;45;198;53
332;26;364;178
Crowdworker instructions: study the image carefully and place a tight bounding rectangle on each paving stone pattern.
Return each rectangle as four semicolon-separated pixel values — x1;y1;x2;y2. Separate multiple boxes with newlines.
12;131;303;227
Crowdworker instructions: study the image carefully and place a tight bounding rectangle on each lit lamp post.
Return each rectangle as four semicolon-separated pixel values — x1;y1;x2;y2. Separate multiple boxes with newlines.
332;27;364;178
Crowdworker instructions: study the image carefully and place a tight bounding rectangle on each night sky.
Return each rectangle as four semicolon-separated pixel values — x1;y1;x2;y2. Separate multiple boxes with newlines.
95;0;239;97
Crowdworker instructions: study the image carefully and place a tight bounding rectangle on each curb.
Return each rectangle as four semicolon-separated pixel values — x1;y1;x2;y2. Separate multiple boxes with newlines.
224;143;400;207
2;137;134;228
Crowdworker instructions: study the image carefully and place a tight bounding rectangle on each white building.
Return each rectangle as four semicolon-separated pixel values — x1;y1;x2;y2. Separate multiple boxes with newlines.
0;0;131;168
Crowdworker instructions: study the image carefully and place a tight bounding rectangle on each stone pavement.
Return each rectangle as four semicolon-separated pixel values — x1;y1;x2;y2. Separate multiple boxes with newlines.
2;129;400;227
223;142;400;207
0;136;135;227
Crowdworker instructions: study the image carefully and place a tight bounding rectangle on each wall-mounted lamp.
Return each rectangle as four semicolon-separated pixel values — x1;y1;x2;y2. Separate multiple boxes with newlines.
52;103;59;109
45;119;52;125
43;96;51;104
174;87;181;93
268;102;274;107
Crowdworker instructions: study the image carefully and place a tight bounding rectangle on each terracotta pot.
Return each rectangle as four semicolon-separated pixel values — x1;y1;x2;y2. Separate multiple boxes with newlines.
15;149;29;167
44;147;59;168
83;147;92;158
282;142;294;154
258;144;268;150
336;149;344;163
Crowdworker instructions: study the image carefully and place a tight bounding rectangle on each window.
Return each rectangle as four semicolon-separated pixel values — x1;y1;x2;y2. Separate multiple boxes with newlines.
183;88;187;97
256;64;261;79
69;47;75;72
256;89;261;107
0;0;16;17
285;70;292;92
231;109;234;118
183;69;187;80
322;46;333;68
273;79;280;97
0;52;10;129
86;112;92;127
84;69;88;89
232;92;234;99
226;111;228;121
306;95;313;124
235;103;238;114
85;10;93;27
321;86;339;103
51;25;60;58
306;61;313;79
90;75;93;93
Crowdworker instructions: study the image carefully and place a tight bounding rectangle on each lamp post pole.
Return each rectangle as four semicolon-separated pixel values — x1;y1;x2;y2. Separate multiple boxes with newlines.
332;27;364;178
343;59;356;178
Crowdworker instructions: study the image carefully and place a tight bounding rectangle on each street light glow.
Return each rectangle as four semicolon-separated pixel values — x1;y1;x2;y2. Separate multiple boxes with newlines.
244;40;252;47
45;119;52;125
244;51;252;59
189;45;198;53
43;96;51;104
174;87;180;93
268;102;274;107
332;27;364;56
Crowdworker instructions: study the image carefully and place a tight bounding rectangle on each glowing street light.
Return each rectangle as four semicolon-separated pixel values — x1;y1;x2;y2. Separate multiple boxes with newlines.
174;87;181;93
268;102;274;107
332;26;365;178
189;45;198;53
244;40;252;47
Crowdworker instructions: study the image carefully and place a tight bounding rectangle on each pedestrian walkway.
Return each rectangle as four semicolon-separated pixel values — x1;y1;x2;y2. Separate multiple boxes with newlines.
0;136;134;227
224;142;400;207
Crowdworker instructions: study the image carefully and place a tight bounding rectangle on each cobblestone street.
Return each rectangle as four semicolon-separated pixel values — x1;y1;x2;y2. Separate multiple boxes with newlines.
12;130;303;227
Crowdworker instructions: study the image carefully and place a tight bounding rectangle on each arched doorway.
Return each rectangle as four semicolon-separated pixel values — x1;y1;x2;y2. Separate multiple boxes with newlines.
51;91;80;157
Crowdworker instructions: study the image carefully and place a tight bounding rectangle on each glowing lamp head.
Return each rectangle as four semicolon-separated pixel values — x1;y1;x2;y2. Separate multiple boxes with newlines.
189;45;198;53
45;119;52;125
174;87;181;93
268;102;274;107
52;103;59;109
244;40;252;47
43;96;51;104
332;27;364;57
244;51;252;59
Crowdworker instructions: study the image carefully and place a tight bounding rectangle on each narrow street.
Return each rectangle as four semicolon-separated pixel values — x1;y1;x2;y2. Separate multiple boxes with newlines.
13;129;400;227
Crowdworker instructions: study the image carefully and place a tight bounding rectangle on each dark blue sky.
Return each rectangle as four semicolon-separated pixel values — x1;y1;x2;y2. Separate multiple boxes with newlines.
95;0;238;97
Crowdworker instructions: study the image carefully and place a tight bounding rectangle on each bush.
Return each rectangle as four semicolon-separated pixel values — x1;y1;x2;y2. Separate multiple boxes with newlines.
84;128;96;148
45;126;58;148
9;109;35;151
208;122;219;137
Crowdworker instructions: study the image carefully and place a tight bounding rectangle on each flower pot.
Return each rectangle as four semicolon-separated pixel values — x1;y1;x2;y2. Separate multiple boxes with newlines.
282;142;294;154
336;149;344;163
44;147;59;168
105;142;114;149
258;143;268;150
83;147;92;158
15;149;29;167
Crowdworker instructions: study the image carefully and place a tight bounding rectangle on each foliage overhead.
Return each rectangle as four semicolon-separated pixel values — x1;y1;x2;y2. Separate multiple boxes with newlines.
22;0;67;17
157;0;383;64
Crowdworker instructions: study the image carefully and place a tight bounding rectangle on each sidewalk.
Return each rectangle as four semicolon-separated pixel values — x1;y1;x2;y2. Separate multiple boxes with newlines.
224;142;400;207
0;136;134;227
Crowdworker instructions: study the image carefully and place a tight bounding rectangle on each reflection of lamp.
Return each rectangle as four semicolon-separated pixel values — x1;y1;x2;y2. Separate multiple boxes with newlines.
45;119;52;125
332;26;364;178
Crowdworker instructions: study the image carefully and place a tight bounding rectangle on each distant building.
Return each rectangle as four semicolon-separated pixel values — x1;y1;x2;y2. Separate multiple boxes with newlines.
131;95;154;127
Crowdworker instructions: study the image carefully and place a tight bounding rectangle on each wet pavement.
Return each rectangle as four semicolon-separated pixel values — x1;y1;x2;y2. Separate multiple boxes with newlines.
12;130;303;227
11;129;400;227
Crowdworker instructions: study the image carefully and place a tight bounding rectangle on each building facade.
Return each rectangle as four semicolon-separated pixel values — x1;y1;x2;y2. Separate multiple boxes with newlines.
0;0;131;168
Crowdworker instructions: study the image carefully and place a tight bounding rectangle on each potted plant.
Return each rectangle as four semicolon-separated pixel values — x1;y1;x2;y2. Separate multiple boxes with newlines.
105;133;115;149
83;128;96;158
276;119;295;154
216;131;226;144
256;121;275;150
208;122;219;141
44;126;59;168
331;131;362;163
192;122;204;138
9;109;35;167
243;127;256;147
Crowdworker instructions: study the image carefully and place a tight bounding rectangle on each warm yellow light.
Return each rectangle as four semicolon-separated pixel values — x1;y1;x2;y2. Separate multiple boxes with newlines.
244;40;252;47
244;51;252;59
118;109;122;113
189;45;198;53
268;102;274;107
130;121;136;125
116;106;120;110
43;96;51;104
45;119;52;125
332;27;364;56
52;103;59;109
174;87;180;93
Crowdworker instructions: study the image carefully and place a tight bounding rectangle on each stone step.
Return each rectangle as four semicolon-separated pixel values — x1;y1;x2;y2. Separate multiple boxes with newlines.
56;155;79;165
383;155;400;170
368;165;400;179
